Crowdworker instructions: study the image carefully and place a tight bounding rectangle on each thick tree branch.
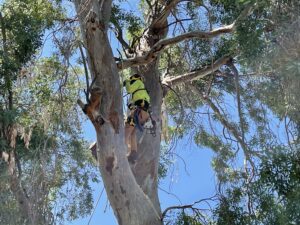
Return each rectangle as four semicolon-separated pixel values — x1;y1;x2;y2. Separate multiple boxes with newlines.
78;42;90;103
162;55;231;86
74;0;112;28
8;151;33;222
117;26;233;70
0;12;7;52
117;2;255;70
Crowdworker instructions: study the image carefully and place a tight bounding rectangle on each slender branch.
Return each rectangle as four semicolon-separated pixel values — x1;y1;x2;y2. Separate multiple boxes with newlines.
233;2;257;27
202;92;248;152
227;61;258;182
201;4;213;31
161;18;193;31
158;187;182;205
161;196;217;219
78;42;90;102
171;10;186;33
163;55;231;86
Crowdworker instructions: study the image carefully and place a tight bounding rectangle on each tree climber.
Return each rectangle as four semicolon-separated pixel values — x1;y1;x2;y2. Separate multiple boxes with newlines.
123;73;150;164
87;74;152;162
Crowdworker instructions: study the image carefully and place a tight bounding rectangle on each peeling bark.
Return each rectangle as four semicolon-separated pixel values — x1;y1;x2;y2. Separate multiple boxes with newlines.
74;0;162;224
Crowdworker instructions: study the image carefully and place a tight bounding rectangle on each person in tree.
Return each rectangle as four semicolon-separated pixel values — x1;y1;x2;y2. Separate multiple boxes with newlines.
123;73;150;164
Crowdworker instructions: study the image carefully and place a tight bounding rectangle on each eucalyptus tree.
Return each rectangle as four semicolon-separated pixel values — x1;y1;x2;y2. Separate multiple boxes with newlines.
0;0;62;223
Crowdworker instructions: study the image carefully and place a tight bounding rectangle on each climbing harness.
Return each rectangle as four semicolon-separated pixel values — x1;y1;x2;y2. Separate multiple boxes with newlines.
126;105;156;137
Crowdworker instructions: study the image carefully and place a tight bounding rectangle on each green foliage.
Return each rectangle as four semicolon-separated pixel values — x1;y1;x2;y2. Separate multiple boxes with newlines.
111;2;143;42
160;45;190;76
0;52;99;223
0;0;63;95
212;146;300;225
0;0;99;222
214;189;251;225
158;145;174;181
173;211;203;225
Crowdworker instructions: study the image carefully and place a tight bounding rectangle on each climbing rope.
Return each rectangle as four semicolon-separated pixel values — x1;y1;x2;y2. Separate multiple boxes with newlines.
87;187;105;225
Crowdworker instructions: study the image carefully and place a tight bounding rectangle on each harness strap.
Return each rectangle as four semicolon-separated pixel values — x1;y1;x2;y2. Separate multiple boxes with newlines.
148;112;156;137
129;106;156;137
132;88;147;96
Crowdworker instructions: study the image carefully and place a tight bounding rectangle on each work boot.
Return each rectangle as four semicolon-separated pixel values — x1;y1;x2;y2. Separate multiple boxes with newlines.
128;150;138;164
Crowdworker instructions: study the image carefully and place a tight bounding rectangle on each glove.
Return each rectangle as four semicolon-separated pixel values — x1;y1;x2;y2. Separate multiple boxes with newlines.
127;103;134;110
123;80;127;87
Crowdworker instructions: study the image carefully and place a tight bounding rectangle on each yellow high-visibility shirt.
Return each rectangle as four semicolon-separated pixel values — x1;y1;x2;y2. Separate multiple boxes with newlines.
125;79;150;103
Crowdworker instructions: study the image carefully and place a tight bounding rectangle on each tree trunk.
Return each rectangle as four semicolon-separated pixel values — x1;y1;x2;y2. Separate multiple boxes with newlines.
8;152;31;221
74;1;163;224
